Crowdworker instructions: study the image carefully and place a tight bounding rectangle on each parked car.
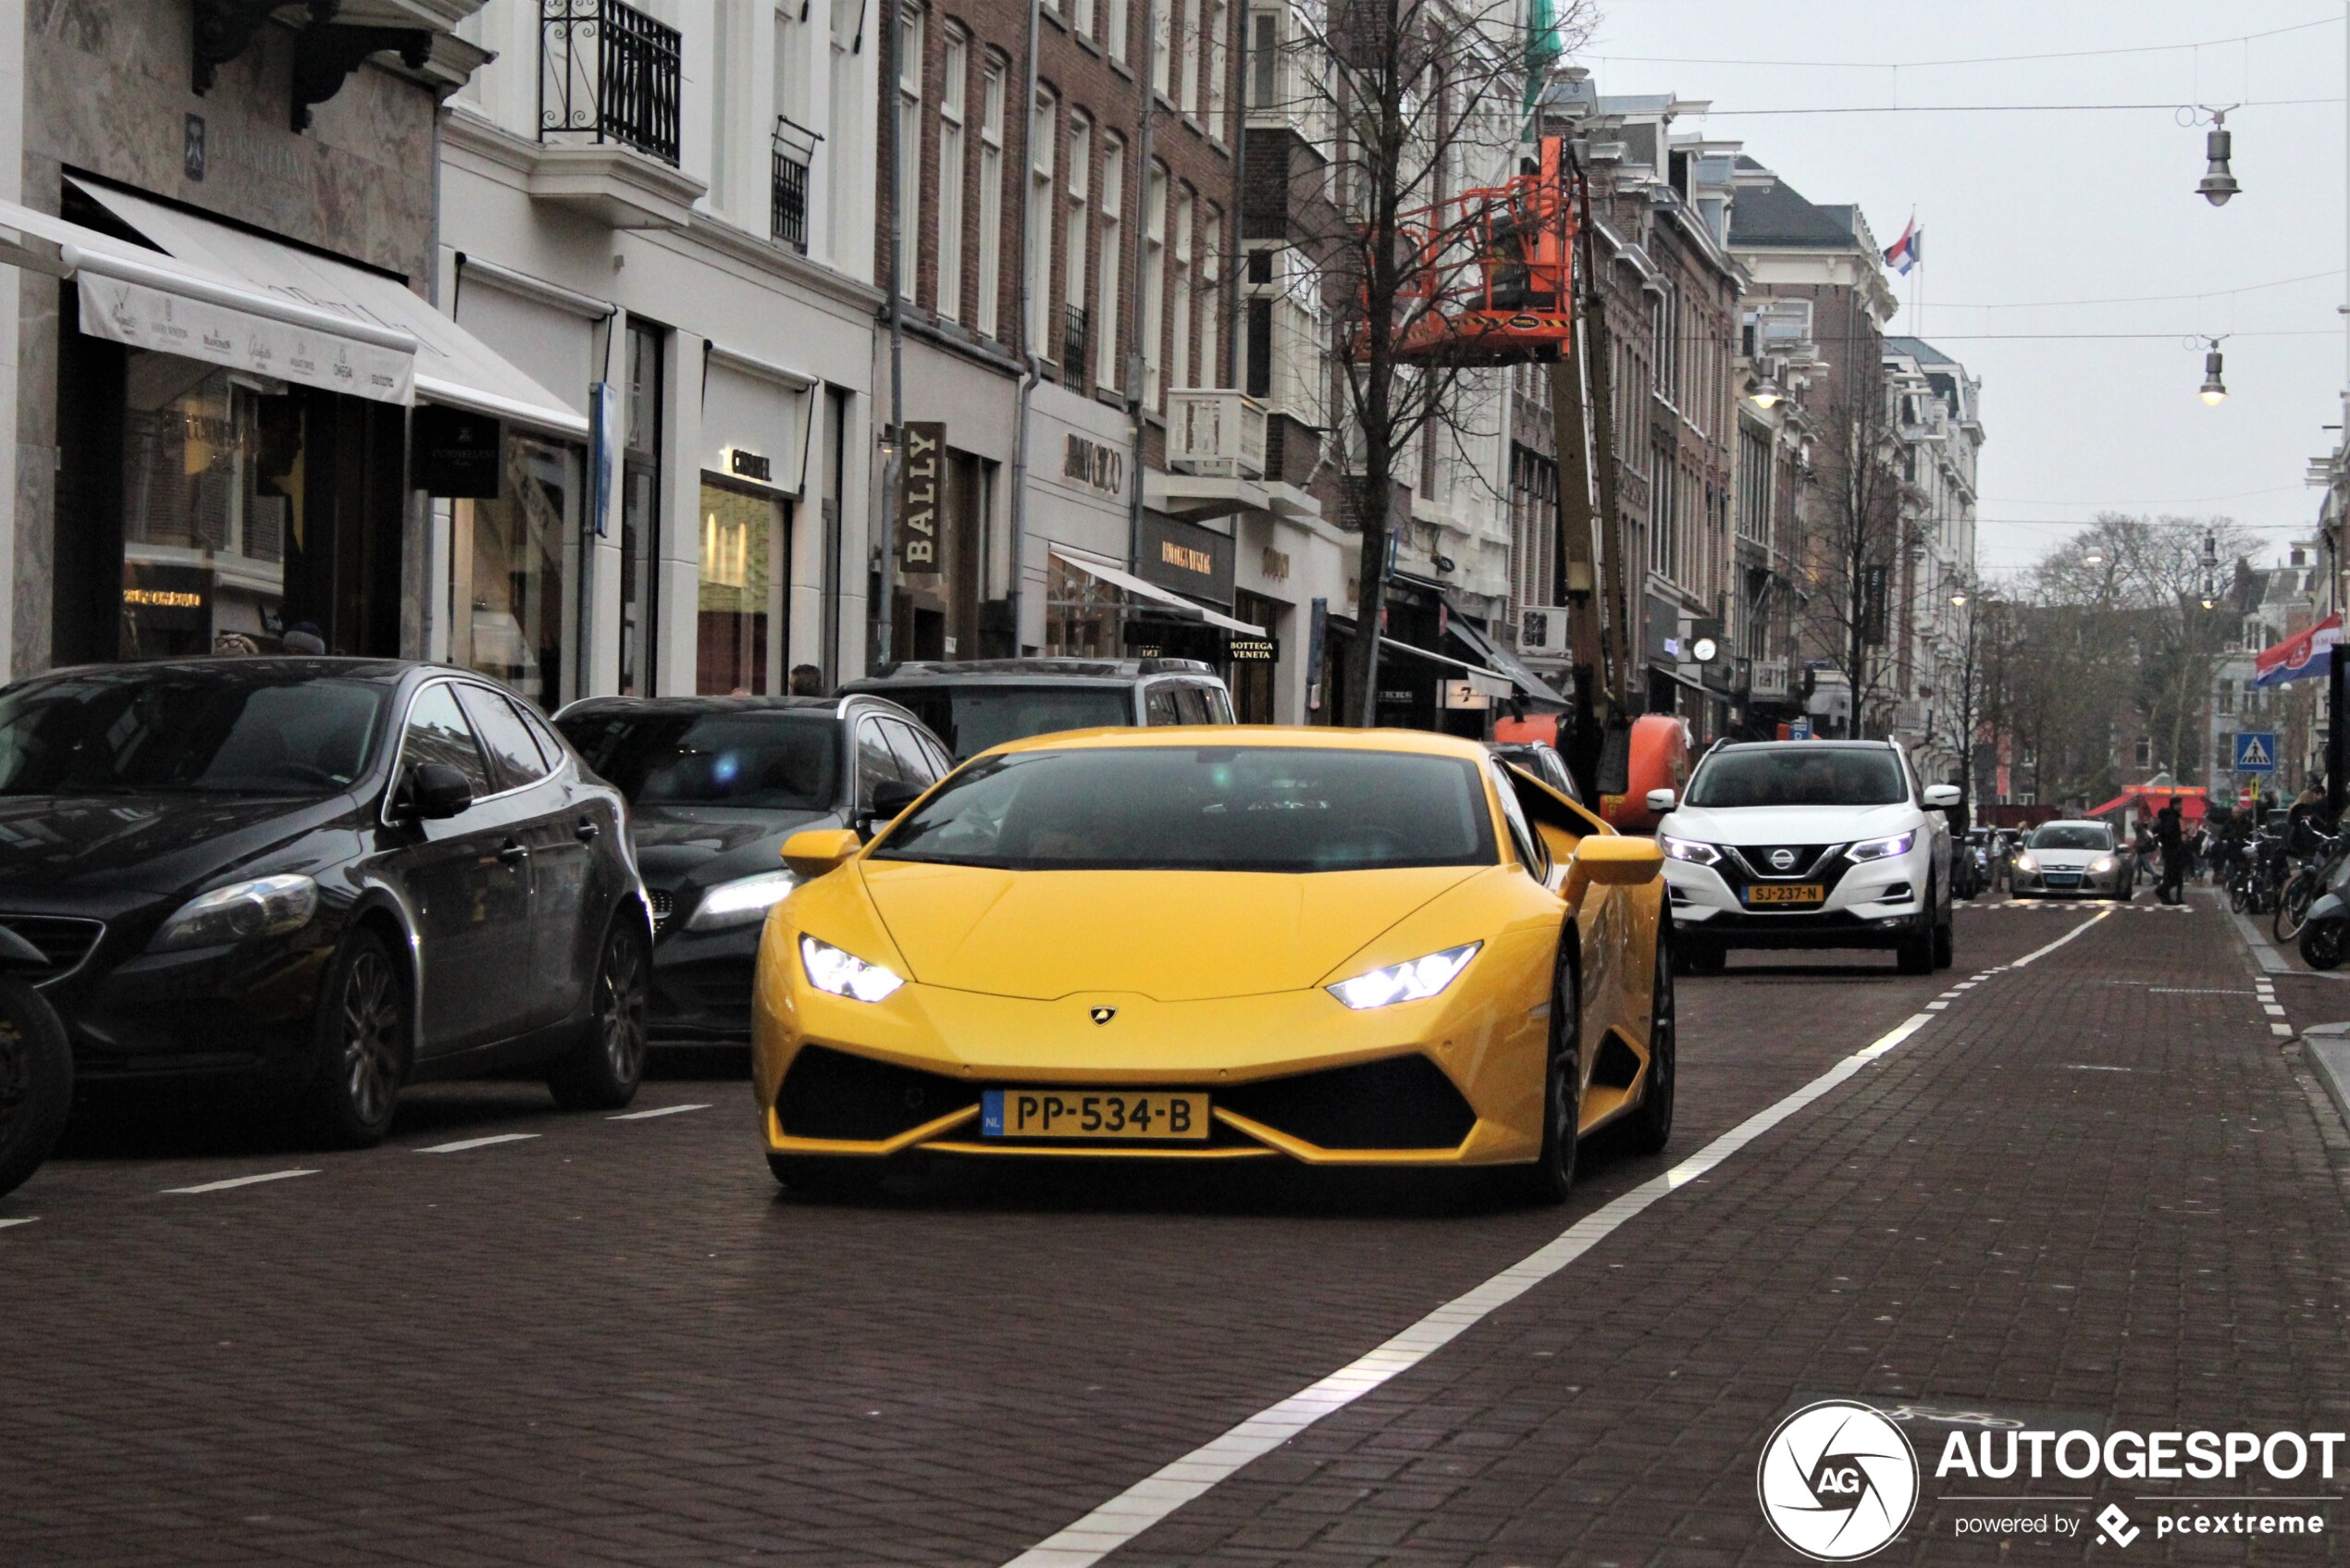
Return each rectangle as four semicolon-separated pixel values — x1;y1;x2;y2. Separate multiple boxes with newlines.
837;658;1234;759
0;659;649;1145
1650;739;1957;975
555;695;955;1047
1489;739;1586;805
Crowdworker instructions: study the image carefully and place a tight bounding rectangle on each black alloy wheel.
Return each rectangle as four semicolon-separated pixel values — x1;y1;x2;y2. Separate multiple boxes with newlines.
307;929;406;1148
0;976;71;1199
2302;918;2348;972
550;919;649;1111
1626;932;1676;1156
1512;936;1582;1205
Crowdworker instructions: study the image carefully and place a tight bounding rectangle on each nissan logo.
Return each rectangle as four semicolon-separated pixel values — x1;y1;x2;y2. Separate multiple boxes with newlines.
1769;849;1798;871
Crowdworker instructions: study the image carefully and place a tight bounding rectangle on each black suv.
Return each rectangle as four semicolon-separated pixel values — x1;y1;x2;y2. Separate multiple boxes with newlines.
838;657;1235;759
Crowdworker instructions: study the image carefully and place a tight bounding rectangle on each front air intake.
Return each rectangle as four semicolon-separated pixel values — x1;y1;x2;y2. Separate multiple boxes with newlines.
1218;1055;1477;1151
777;1045;980;1141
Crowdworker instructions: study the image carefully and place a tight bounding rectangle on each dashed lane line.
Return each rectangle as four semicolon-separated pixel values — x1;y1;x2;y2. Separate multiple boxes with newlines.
414;1133;540;1154
995;916;2108;1568
161;1169;318;1195
0;1216;35;1230
607;1103;712;1121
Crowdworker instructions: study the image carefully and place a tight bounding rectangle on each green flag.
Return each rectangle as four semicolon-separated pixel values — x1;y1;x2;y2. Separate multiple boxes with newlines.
1524;0;1560;116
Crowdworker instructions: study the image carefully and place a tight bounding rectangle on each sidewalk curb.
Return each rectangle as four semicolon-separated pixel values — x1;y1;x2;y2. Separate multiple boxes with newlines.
2300;1024;2350;1131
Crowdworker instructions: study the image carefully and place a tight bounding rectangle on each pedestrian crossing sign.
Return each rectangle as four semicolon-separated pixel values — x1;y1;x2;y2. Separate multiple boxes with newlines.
2233;730;2278;774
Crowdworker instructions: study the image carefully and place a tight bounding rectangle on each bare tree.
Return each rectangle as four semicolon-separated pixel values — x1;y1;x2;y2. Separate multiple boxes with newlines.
1257;0;1593;722
1794;385;1916;737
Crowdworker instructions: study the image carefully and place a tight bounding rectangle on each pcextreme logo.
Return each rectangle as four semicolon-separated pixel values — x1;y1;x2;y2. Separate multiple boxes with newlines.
1757;1401;1923;1562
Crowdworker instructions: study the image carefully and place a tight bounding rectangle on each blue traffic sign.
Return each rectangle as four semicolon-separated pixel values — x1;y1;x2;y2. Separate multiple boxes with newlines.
2233;730;2279;774
1788;718;1812;740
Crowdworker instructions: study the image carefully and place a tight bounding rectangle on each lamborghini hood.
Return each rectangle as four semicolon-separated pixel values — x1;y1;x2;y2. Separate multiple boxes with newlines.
859;860;1480;1002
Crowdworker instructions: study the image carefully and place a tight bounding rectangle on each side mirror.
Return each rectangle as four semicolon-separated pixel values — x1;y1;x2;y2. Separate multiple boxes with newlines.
1561;834;1664;907
1922;784;1962;809
1645;787;1677;814
399;761;473;821
782;827;865;880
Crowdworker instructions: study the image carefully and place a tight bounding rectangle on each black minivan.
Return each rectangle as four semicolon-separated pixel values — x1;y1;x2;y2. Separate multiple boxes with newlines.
0;659;650;1144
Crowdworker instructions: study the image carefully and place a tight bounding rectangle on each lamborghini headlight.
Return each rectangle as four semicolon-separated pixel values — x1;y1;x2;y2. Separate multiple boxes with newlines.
152;874;317;952
686;870;800;931
799;934;905;1002
1328;942;1481;1010
1847;832;1916;863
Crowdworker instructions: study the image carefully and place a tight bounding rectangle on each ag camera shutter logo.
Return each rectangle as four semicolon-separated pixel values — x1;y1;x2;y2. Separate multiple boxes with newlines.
1757;1401;1921;1561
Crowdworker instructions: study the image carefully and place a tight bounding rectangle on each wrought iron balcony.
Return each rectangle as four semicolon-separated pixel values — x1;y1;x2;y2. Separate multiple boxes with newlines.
541;0;684;167
771;116;822;253
1062;304;1090;387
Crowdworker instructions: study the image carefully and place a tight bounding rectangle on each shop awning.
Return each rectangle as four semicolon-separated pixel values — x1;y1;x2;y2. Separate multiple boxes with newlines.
1446;611;1570;708
1379;636;1514;699
1051;551;1265;636
0;195;417;402
68;181;588;437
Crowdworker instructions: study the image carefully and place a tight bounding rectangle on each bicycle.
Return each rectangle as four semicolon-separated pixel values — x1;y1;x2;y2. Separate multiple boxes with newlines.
2277;830;2348;943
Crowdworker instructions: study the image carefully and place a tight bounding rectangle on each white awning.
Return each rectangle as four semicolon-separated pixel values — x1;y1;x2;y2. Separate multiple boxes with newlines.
0;197;417;402
1051;550;1265;636
1379;636;1514;698
56;181;587;437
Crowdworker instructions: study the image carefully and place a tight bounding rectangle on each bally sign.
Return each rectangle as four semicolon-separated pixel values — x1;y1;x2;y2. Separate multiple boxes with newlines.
897;422;945;574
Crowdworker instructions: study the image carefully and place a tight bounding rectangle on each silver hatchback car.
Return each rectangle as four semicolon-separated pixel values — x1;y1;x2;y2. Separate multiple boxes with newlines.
2010;820;2131;899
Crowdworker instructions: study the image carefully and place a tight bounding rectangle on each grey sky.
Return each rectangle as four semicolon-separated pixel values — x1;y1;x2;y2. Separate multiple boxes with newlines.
1570;0;2345;579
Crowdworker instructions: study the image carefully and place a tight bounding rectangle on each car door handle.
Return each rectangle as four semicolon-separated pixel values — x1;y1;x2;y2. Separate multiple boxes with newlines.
499;839;531;866
575;819;600;842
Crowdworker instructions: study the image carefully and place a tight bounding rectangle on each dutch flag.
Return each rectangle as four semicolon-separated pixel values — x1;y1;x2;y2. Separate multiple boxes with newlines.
1885;217;1922;276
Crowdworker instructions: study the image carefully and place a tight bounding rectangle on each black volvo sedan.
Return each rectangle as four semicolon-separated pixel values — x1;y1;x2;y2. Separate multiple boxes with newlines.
554;695;954;1047
0;659;650;1145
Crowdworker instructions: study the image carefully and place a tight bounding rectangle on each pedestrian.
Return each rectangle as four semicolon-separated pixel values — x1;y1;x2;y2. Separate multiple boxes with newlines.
280;621;326;655
787;663;825;697
2156;799;2186;905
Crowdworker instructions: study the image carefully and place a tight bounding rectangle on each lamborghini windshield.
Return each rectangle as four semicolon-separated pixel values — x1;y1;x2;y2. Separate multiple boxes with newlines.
872;746;1497;871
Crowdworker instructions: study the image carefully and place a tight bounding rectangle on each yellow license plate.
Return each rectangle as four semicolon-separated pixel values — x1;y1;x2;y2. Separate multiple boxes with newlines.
1747;883;1824;906
982;1089;1209;1141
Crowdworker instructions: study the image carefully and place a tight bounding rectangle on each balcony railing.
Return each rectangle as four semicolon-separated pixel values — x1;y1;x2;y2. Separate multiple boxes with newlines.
1166;389;1268;480
541;0;684;167
771;115;822;253
1061;305;1090;388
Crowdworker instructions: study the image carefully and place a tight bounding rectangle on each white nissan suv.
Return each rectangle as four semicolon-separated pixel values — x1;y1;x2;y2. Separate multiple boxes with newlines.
1651;739;1957;975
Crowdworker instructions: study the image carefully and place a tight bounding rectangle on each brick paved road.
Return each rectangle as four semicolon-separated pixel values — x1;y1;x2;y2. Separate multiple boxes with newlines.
0;894;2340;1566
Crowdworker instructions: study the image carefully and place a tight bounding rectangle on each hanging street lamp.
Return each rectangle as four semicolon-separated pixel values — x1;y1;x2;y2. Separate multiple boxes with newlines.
2197;109;2241;206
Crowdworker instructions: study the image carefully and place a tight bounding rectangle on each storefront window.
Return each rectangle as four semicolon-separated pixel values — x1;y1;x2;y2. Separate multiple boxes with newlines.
119;356;305;659
697;481;787;695
450;435;581;711
1044;554;1122;656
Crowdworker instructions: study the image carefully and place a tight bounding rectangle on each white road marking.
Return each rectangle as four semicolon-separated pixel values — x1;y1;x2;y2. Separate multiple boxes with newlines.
2266;1004;2289;1017
1925;1002;1948;1010
161;1169;318;1195
997;1010;1943;1568
414;1133;540;1154
2147;987;2254;996
607;1103;711;1121
2009;911;2112;969
2059;1064;2132;1072
0;1216;36;1230
2274;1023;2296;1038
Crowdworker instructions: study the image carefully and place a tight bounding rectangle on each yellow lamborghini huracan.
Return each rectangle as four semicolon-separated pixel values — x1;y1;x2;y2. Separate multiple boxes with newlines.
748;728;1672;1202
